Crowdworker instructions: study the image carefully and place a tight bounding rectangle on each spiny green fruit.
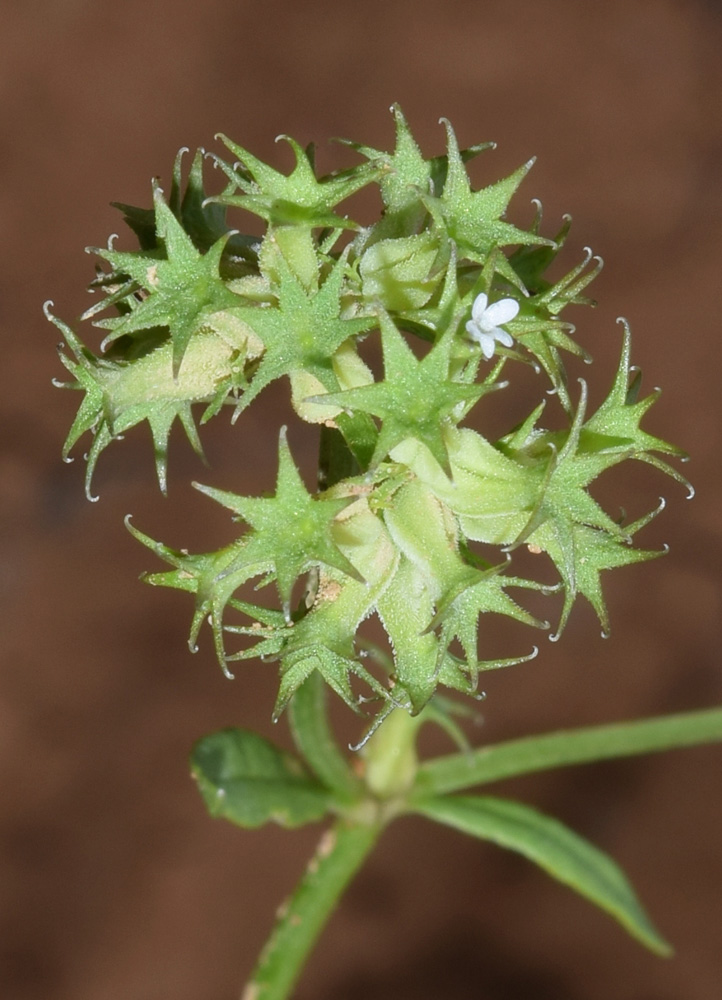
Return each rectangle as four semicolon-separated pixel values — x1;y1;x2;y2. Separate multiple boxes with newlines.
50;107;690;738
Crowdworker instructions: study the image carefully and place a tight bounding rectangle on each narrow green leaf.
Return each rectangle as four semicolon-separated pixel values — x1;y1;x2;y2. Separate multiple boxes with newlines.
191;728;334;828
414;707;722;796
288;672;365;801
412;794;671;955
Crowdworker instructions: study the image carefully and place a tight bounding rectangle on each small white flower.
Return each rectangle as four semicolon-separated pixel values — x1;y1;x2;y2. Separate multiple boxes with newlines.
465;292;519;359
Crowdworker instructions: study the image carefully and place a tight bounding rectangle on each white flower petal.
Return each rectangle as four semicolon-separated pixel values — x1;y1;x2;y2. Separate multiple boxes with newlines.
466;294;517;358
471;292;488;322
465;319;481;343
484;297;519;327
477;332;495;359
493;328;514;348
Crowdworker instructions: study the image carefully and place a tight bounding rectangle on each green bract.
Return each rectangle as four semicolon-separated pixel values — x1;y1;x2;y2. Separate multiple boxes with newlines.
49;106;690;735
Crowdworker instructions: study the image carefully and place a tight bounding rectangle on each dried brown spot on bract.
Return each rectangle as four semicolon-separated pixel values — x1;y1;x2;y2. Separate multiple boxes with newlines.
316;577;343;605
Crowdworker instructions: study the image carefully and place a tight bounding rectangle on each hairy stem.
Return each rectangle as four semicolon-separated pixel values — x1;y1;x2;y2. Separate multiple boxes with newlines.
241;818;382;1000
289;672;364;800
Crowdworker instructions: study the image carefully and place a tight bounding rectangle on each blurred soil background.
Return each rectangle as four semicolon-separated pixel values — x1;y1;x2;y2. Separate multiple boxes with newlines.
2;1;722;998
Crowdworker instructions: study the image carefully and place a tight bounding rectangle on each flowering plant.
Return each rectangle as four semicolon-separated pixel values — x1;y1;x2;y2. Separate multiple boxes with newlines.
48;107;722;999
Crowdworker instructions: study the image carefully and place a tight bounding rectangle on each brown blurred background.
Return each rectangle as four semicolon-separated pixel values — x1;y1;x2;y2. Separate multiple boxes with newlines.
2;1;722;997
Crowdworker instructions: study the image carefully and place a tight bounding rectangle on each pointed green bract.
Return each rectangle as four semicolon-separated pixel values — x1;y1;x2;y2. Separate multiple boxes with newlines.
214;132;384;229
535;510;667;638
347;104;493;239
51;109;687;731
197;429;361;621
582;319;689;484
432;570;549;683
230;243;376;415
350;104;433;216
48;307;248;496
93;184;245;376
424;118;550;264
113;146;259;263
316;312;485;471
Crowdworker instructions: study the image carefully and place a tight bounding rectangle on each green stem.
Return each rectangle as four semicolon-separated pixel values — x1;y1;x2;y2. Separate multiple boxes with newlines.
289;672;364;801
241;818;382;1000
362;706;423;799
413;706;722;797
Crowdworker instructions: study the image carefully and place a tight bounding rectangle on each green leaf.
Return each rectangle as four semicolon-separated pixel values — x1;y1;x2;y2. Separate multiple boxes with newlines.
412;794;671;955
288;672;365;800
191;728;334;828
413;706;722;796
